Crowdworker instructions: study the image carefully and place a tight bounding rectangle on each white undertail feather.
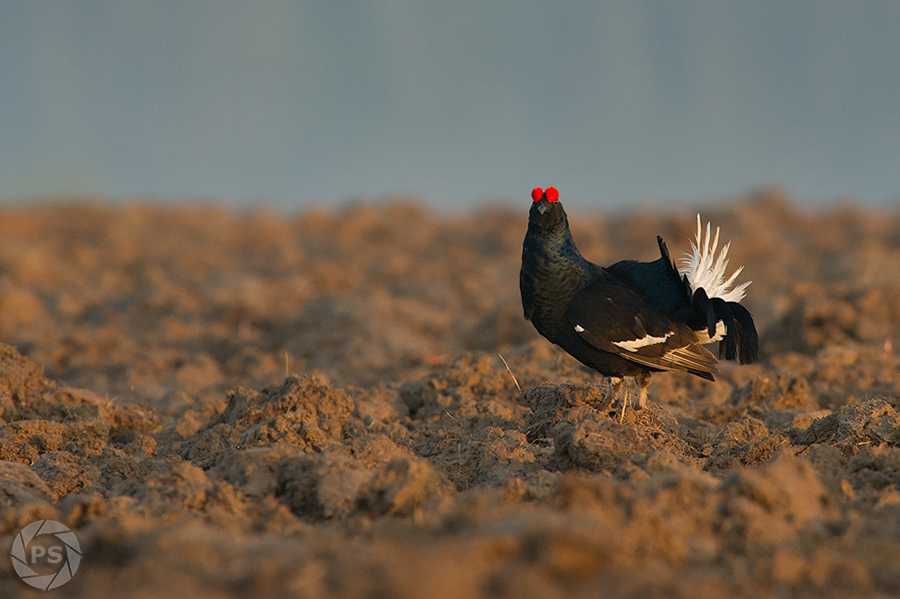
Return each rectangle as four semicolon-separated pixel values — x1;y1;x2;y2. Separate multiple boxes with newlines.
679;214;750;303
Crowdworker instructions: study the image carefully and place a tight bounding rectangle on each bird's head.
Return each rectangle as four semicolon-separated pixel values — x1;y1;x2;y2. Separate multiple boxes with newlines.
528;187;568;232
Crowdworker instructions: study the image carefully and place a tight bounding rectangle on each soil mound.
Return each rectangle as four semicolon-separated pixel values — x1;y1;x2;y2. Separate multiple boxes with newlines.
1;193;900;597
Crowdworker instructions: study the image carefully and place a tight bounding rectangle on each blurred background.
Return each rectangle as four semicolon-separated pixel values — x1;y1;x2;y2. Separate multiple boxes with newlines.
1;1;899;211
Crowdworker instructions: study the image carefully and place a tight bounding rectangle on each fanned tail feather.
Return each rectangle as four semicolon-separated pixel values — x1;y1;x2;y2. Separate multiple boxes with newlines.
680;215;750;303
680;215;759;365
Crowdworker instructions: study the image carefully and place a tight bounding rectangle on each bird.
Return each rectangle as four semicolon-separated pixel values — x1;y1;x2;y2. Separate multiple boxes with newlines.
519;186;758;410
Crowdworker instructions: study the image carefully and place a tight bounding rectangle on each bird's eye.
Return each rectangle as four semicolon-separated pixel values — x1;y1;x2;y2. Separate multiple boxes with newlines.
545;187;559;202
531;187;543;202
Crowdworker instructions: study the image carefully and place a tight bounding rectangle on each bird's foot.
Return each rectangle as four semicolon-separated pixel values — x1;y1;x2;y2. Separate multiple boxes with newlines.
635;372;652;410
597;377;623;411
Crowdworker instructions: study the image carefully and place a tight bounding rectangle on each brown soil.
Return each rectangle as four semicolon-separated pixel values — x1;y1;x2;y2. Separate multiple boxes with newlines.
1;190;900;598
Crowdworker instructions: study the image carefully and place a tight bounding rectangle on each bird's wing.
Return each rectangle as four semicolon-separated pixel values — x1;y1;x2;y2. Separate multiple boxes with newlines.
565;276;718;379
606;237;694;318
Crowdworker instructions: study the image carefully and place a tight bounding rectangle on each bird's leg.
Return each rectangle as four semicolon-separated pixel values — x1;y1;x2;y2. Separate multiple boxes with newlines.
598;376;623;410
635;372;652;409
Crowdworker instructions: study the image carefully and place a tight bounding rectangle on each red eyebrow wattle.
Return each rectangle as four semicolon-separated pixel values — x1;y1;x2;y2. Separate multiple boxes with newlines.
531;187;543;202
545;187;559;202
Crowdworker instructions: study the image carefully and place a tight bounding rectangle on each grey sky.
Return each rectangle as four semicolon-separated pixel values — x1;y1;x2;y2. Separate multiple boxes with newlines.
2;1;899;210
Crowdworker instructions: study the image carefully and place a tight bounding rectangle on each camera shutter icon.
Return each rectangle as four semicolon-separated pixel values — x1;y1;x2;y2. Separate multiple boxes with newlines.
11;519;82;591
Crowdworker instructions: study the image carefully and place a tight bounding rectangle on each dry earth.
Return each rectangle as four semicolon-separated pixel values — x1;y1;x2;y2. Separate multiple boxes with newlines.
2;190;900;597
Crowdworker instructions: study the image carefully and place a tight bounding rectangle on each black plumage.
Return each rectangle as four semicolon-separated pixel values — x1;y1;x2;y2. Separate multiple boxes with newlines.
519;187;758;409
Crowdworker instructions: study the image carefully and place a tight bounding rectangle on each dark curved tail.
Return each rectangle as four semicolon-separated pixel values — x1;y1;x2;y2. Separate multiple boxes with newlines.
689;287;758;365
711;297;758;364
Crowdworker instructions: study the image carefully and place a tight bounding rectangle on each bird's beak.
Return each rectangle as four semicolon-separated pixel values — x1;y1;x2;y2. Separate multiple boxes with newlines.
537;201;550;215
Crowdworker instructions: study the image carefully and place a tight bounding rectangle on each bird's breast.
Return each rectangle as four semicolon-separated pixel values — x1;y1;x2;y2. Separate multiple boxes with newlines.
520;243;593;337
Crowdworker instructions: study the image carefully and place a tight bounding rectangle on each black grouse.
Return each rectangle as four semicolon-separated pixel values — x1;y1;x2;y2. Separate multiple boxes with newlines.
520;186;758;409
